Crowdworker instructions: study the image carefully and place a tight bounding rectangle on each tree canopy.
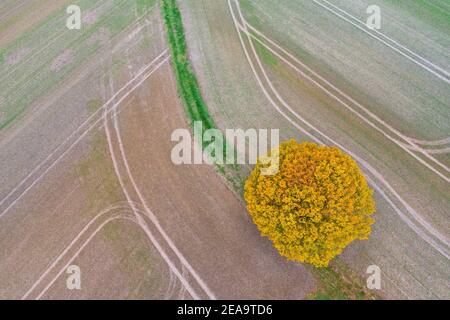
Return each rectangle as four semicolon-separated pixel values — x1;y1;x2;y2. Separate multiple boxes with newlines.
244;140;376;267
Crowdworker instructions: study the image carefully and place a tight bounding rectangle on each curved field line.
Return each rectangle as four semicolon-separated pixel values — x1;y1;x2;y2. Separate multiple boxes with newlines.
244;22;450;154
317;0;450;80
229;0;450;259
311;0;450;85
107;63;217;299
102;58;207;300
21;202;143;299
0;50;169;218
240;23;450;177
34;214;138;300
422;148;450;154
409;137;450;147
399;142;450;155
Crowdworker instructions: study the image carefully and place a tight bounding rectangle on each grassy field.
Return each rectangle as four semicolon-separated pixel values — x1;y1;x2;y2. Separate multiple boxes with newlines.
0;0;157;131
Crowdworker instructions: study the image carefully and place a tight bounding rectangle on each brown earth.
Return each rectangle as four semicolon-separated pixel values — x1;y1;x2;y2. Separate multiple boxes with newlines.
100;60;316;299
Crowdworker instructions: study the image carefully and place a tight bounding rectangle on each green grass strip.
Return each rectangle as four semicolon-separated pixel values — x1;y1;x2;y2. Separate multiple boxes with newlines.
161;0;256;194
160;0;216;131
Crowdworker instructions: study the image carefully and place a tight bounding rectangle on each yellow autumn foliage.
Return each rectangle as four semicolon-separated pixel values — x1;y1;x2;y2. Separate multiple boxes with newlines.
244;140;376;267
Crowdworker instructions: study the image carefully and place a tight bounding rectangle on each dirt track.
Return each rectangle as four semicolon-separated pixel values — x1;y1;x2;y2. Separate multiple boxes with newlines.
102;60;316;299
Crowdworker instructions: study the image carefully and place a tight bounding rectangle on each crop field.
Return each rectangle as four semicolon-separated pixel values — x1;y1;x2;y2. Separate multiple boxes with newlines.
179;0;450;299
0;0;448;301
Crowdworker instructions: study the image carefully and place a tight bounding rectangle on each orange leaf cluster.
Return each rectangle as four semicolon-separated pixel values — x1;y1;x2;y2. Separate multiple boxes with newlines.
244;140;376;267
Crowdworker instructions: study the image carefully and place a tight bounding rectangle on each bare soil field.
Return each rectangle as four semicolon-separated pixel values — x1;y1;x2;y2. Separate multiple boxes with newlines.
104;60;316;299
40;218;191;300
